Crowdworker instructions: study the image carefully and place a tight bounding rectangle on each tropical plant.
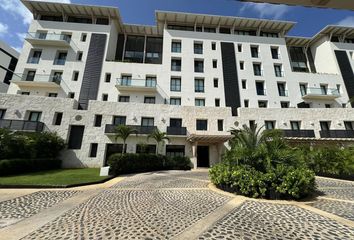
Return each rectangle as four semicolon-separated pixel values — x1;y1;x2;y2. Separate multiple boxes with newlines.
147;129;170;154
113;125;138;154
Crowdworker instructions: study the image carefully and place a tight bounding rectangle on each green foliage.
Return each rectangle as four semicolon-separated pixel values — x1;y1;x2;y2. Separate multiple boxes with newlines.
114;125;138;153
147;129;170;154
0;158;62;176
108;153;192;175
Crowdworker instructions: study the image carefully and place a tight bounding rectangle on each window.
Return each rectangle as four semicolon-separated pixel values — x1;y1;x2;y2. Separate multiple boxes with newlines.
299;84;307;96
212;60;217;68
218;119;223;131
281;101;289;108
265;121;275;130
144;96;156;104
258;101;267;108
250;46;259;58
171;41;181;53
194;42;203;54
249;120;255;129
28;50;42;64
94;115;102;127
196;119;208;131
102;94;108;101
53;112;63;126
105;73;111;83
277;82;287;96
77;51;83;61
256;82;265;96
73;71;79;81
214;78;218;88
54;51;67;65
26;70;36;81
196;26;203;32
68;126;84;150
195;98;205;106
274;65;283;77
28;111;42;122
96;17;109;25
68;92;75;98
121;75;132;86
219;27;230;34
170;77;181;92
344;121;354;130
271;47;279;59
170;118;182;128
261;32;278;38
89;143;98;157
136;144;156;154
141;117;154;127
195;78;204;92
145;37;163;64
211;42;216;50
113;116;126;126
119;96;130;102
170;97;181;105
171;59;181;71
290;121;301;130
289;47;309;72
320;121;330;131
253;63;262;76
336;84;341;93
52;71;63;83
167;25;194;31
240;61;244;70
237;44;242;52
320;85;328;95
244;100;249;108
0;109;5;119
234;30;256;36
81;33;87;42
204;27;216;33
324;104;331;108
21;91;30;95
242;80;247;89
124;35;145;63
145;76;157;87
48;93;57;97
166;145;185;157
194;60;204;73
215;98;220;107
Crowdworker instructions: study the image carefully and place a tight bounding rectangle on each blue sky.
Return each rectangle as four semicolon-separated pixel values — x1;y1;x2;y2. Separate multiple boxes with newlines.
0;0;353;52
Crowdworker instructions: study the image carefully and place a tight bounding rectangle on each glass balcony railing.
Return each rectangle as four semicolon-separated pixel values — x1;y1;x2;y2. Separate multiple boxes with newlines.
116;79;157;89
11;74;62;85
26;32;71;43
105;124;157;134
27;57;40;64
53;59;66;65
302;88;340;99
320;130;354;138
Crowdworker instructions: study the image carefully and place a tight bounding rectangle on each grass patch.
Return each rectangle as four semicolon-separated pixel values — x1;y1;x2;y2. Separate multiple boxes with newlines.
0;168;110;187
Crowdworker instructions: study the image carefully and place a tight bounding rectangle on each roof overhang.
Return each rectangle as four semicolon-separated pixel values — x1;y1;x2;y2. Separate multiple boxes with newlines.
123;24;161;36
187;134;233;143
155;11;295;35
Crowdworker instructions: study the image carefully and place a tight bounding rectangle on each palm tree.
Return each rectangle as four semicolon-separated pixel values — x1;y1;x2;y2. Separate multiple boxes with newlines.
148;129;170;155
114;125;138;154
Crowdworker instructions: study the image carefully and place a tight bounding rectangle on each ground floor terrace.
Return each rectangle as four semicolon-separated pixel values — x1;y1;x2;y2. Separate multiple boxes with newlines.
0;170;353;239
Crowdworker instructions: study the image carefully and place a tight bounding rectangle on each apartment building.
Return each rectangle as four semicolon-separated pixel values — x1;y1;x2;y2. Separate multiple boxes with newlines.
1;0;354;168
0;41;19;93
241;0;354;10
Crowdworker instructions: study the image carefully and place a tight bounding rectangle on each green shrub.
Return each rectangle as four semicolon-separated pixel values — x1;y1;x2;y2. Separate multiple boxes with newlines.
108;153;192;175
0;158;62;176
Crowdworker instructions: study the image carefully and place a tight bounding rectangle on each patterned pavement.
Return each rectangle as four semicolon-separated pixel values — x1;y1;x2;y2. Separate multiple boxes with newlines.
0;171;353;240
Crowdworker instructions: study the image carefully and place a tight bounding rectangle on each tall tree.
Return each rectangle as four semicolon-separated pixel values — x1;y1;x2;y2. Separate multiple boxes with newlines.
114;125;138;154
147;129;170;154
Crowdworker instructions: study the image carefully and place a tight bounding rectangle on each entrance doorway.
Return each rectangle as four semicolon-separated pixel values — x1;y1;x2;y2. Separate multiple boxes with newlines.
197;146;209;167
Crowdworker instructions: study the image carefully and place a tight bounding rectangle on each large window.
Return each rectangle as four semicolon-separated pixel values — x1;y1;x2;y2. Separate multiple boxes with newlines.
170;78;181;92
194;42;203;54
28;111;42;122
145;37;163;64
171;41;181;53
171;59;181;71
145;76;157;87
124;35;145;63
250;46;259;58
28;50;42;64
141;117;154;127
194;78;204;93
289;47;309;72
196;120;208;131
256;82;265;96
170;118;182;127
113;116;126;126
194;60;204;73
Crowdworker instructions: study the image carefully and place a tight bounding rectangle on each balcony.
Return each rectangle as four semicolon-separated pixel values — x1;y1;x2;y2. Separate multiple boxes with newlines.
167;126;187;136
283;130;315;138
302;88;340;100
320;130;354;138
105;124;157;135
0;119;44;132
11;74;62;88
27;57;40;64
116;79;157;92
25;32;71;47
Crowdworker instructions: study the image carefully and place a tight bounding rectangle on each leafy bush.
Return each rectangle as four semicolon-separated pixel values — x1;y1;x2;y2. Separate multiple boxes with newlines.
108;153;192;175
0;158;62;176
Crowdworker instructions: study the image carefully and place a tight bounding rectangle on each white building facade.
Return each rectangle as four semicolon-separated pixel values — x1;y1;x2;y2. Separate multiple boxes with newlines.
0;41;19;93
1;0;354;168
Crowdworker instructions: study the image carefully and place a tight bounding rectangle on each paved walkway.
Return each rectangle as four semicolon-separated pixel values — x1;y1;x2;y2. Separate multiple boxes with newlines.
0;171;353;239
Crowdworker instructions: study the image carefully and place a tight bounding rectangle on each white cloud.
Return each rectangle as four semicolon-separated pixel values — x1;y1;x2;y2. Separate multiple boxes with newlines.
337;16;354;27
12;46;22;53
0;0;71;25
0;22;8;35
239;3;290;20
16;32;27;41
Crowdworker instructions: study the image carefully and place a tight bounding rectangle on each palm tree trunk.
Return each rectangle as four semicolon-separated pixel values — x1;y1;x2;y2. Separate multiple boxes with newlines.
122;140;125;154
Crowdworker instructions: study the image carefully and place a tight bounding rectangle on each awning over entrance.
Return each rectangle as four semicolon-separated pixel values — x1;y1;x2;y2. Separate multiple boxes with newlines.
187;134;233;143
284;137;354;145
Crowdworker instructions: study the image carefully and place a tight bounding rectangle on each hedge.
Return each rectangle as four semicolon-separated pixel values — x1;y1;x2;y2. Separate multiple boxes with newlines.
0;158;62;176
108;153;192;175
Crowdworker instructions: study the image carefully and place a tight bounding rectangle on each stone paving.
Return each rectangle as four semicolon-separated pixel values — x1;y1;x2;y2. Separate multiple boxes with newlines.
0;190;79;228
0;172;353;240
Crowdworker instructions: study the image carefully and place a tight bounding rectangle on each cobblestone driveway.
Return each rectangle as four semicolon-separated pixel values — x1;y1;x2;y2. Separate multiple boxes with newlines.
0;171;353;240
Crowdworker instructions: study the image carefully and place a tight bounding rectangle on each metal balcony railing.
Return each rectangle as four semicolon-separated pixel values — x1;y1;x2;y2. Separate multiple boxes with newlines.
105;124;157;135
167;126;187;136
283;130;315;138
320;130;354;138
0;119;44;132
116;78;157;88
26;32;71;43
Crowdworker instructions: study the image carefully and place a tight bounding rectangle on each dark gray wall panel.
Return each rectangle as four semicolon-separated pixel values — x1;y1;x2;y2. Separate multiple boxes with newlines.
221;42;241;116
115;34;125;61
335;50;354;107
78;33;107;110
68;125;85;149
